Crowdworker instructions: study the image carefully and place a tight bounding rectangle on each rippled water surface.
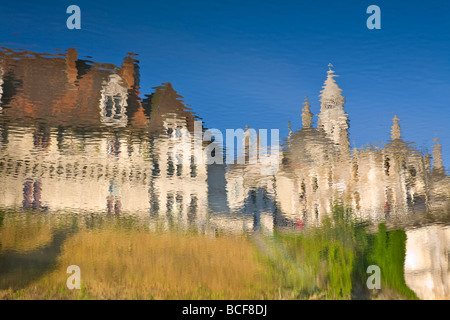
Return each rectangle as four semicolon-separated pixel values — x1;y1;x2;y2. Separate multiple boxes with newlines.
0;48;448;300
0;1;450;299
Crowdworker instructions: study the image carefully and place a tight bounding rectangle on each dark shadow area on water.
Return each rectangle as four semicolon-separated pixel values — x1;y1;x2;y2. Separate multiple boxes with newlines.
0;209;128;292
0;230;69;291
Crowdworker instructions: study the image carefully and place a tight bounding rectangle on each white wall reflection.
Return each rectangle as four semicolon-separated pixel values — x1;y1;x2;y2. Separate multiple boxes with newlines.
405;225;450;299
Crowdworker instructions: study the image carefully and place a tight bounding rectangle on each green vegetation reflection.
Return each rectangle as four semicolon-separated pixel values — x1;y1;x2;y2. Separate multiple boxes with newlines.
268;203;418;299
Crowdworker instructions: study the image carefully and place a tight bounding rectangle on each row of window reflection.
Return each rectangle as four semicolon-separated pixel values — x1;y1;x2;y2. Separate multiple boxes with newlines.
0;157;200;181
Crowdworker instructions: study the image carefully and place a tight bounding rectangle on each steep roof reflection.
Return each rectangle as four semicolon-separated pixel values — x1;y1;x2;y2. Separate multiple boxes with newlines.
0;48;144;129
142;82;200;134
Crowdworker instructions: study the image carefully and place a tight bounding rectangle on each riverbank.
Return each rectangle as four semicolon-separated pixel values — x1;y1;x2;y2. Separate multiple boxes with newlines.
0;207;419;300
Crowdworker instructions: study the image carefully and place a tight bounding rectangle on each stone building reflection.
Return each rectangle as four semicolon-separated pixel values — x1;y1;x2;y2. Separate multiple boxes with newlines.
405;225;450;299
225;74;447;234
0;47;448;235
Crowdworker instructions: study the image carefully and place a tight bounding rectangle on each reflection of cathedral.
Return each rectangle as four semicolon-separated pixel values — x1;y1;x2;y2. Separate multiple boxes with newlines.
0;48;449;234
227;66;450;228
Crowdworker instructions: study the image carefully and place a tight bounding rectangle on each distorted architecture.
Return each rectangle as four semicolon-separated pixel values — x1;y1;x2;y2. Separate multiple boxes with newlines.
0;48;256;234
1;48;449;300
0;48;151;215
0;48;449;234
227;65;450;228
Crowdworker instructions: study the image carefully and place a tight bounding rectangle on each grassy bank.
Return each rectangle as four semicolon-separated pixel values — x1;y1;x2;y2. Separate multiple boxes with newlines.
0;213;280;299
0;207;418;300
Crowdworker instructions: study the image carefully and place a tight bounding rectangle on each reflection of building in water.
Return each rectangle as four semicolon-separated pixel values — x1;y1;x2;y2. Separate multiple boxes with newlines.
0;49;149;215
141;83;210;231
0;48;254;233
227;66;450;228
0;126;153;213
107;180;122;215
0;48;145;128
0;48;449;234
99;74;129;127
404;225;450;300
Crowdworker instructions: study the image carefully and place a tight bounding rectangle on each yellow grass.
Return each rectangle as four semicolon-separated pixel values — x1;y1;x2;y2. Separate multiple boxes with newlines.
2;228;279;299
0;213;53;253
